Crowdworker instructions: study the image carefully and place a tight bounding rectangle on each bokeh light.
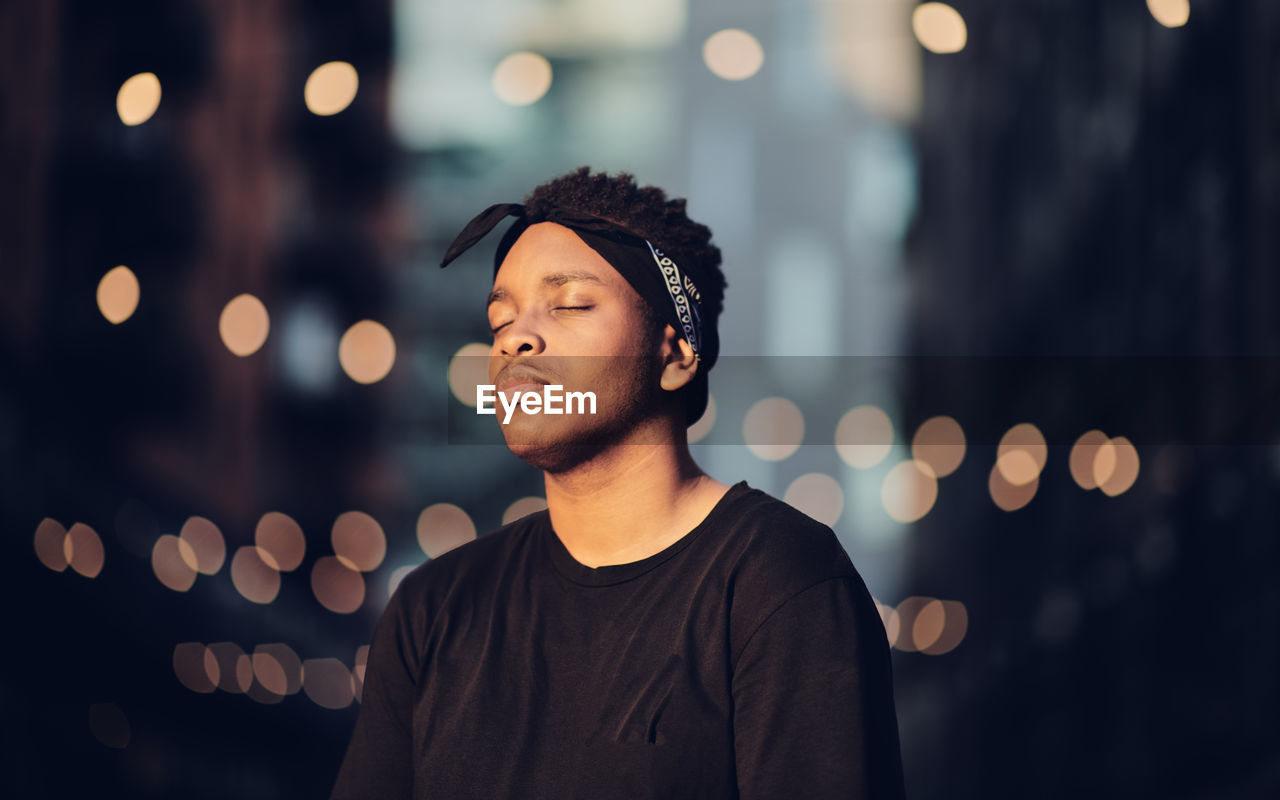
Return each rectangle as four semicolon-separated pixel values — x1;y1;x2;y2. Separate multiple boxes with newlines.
312;555;365;614
687;393;717;443
151;534;198;592
338;320;396;384
389;564;416;596
448;343;492;407
63;522;104;578
996;423;1047;486
911;415;966;478
173;642;217;694
743;397;804;461
702;29;765;81
1070;429;1111;490
417;503;477;558
880;460;938;523
219;294;270;357
1147;0;1190;28
179;516;225;575
33;517;69;572
835;405;894;469
1099;437;1140;496
332;511;386;572
502;496;548;526
116;72;161;125
877;602;901;648
230;546;281;604
916;599;969;655
255;511;306;572
890;596;933;652
304;61;359;116
206;642;252;693
88;703;130;749
96;266;139;324
912;3;968;54
254;643;303;696
989;461;1038;511
491;52;553;106
302;658;355;709
783;473;844;526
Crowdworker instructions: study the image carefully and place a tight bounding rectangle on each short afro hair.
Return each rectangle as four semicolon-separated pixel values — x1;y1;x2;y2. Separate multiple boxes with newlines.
522;166;727;426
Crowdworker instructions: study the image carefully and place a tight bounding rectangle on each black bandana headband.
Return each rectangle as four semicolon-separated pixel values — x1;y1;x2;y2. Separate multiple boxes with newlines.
440;203;707;363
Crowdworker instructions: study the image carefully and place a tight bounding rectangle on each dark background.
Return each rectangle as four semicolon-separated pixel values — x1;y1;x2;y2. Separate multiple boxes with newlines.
2;0;1278;797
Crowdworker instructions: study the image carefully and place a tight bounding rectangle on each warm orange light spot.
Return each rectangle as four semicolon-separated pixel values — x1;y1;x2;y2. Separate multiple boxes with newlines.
501;497;547;526
783;473;844;526
743;397;804;461
989;461;1038;511
1099;437;1140;496
491;52;553;106
702;29;765;81
921;600;968;655
178;516;225;574
312;555;365;614
447;343;491;407
997;423;1047;486
877;602;901;648
302;658;355;709
219;294;270;357
911;415;966;478
63;522;105;578
255;511;306;572
173;642;217;693
254;643;303;696
304;61;359;116
117;72;161;125
835;405;894;468
1070;429;1110;490
891;596;933;652
230;546;280;604
1147;0;1190;28
912;3;967;54
688;393;717;443
332;511;386;572
881;460;938;523
152;534;198;592
97;266;140;324
339;320;396;384
418;503;477;558
33;518;69;572
206;642;252;693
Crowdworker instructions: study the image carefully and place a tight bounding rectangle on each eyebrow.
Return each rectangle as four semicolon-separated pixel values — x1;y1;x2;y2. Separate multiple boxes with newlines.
487;271;606;307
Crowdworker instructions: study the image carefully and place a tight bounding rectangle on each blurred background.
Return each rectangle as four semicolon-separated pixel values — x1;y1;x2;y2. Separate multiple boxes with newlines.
3;0;1279;797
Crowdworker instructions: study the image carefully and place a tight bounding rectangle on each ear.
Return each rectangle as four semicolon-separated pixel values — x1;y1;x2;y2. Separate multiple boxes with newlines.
658;324;699;392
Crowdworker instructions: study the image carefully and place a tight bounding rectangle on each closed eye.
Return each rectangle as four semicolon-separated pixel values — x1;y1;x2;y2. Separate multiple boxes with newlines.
555;306;593;312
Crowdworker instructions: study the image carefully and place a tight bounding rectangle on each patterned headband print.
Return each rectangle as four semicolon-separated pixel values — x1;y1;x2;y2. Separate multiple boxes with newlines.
440;202;705;361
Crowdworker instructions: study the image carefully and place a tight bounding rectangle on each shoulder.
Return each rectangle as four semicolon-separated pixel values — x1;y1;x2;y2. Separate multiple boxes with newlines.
720;484;857;592
390;510;545;613
712;484;867;657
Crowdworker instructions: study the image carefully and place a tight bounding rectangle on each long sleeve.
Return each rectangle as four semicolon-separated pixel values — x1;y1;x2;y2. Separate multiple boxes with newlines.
731;576;906;800
330;580;422;800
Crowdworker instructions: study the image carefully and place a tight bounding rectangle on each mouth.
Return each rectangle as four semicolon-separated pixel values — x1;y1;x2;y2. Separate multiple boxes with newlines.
495;365;554;395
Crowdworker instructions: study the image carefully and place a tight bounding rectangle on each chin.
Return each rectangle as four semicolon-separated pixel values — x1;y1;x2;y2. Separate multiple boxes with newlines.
500;416;626;473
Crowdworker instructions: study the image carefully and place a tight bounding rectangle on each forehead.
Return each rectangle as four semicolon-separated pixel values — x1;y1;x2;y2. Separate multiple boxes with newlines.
492;221;627;293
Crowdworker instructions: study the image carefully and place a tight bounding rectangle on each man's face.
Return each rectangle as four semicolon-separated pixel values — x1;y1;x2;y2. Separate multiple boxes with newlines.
486;221;666;470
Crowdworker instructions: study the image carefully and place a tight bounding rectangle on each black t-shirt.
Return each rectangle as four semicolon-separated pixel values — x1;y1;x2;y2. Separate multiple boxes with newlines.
330;481;906;799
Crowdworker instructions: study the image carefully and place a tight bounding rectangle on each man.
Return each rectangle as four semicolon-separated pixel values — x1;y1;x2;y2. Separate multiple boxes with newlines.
330;167;906;799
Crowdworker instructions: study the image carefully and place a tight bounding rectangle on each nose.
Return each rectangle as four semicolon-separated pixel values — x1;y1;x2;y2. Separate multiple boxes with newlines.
495;312;545;357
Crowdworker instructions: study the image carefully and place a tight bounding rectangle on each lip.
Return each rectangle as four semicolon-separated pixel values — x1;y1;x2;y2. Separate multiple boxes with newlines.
495;364;554;394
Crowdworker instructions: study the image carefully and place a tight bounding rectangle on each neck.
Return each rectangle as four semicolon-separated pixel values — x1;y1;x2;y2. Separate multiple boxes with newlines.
542;421;730;568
